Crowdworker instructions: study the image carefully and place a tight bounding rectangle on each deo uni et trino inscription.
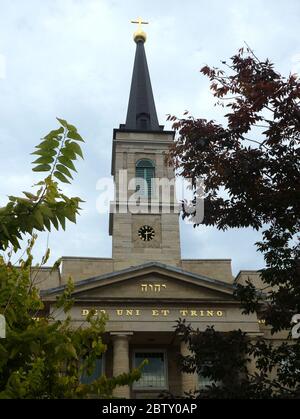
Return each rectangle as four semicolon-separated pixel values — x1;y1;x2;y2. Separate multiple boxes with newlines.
81;309;225;318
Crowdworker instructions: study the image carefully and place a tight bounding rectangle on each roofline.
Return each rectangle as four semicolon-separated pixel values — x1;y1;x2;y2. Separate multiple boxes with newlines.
61;257;231;263
182;259;232;262
61;256;113;262
235;269;262;278
41;261;235;297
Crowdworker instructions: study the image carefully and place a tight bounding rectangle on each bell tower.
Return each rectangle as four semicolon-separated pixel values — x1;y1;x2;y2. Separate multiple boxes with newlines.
109;20;181;270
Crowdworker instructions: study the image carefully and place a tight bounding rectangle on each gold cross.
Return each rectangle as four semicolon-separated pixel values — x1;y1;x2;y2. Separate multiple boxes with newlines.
131;17;149;31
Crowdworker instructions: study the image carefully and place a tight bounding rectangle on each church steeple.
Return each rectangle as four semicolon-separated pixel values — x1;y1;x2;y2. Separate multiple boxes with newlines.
122;19;162;132
110;21;179;268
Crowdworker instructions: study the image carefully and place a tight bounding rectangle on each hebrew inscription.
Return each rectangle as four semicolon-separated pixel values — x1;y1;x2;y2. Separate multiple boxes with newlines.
141;283;167;293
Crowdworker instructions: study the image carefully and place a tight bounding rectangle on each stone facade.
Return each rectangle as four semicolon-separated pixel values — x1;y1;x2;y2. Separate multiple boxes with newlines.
110;130;181;268
42;262;263;398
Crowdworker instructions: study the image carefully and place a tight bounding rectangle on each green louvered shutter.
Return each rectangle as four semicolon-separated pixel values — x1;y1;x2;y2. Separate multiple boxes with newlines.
136;160;155;198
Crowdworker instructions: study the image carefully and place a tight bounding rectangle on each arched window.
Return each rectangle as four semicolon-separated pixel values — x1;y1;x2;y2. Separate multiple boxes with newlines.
136;159;155;198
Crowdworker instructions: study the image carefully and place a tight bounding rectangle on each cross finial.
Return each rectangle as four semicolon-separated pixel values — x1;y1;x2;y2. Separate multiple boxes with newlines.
131;17;149;31
131;17;149;43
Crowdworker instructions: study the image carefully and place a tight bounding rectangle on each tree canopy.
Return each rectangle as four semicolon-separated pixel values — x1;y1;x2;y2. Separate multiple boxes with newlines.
167;47;300;398
0;120;141;398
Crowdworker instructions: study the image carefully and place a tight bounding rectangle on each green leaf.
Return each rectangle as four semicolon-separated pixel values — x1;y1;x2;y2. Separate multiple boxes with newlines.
0;343;8;362
53;171;71;184
31;149;57;157
50;216;59;230
74;197;85;203
23;192;37;200
68;142;84;159
44;127;64;140
32;156;54;165
64;208;76;223
57;119;78;133
44;217;51;232
36;138;60;150
64;343;78;360
66;123;77;132
56;118;68;128
67;131;84;142
61;146;77;160
33;210;44;228
32;164;52;172
58;156;77;172
57;214;66;230
39;205;53;218
15;197;32;206
0;223;10;238
9;345;21;360
56;164;73;180
51;258;62;272
57;118;77;132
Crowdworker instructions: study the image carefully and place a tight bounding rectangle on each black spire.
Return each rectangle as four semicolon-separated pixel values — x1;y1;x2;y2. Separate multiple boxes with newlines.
123;38;162;132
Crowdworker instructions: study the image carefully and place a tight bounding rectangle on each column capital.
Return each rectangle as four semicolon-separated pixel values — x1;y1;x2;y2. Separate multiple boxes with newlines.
110;332;133;340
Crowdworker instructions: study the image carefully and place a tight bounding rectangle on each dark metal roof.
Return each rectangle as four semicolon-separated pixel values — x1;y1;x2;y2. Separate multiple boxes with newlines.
122;39;162;132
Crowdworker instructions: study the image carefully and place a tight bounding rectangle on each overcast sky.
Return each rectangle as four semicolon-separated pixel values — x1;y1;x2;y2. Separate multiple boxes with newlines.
0;0;299;276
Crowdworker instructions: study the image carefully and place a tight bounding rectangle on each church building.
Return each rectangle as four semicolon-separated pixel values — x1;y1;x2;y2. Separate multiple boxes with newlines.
38;21;269;399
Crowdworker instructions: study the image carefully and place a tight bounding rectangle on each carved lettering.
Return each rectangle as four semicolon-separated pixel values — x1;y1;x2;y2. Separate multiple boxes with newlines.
80;308;227;319
140;283;167;293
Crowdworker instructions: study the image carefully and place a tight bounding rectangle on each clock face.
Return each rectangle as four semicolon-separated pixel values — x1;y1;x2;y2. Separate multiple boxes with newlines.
138;225;155;241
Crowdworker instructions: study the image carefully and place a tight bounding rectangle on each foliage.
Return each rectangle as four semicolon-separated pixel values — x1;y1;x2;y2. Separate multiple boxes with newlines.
172;321;300;399
0;118;85;252
0;120;141;398
167;47;300;398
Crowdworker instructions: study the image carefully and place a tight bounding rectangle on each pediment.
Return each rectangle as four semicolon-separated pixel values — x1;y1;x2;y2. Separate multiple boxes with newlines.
42;262;234;302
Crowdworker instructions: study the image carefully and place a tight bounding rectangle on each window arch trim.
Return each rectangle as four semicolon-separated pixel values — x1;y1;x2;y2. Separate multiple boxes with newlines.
136;158;156;168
